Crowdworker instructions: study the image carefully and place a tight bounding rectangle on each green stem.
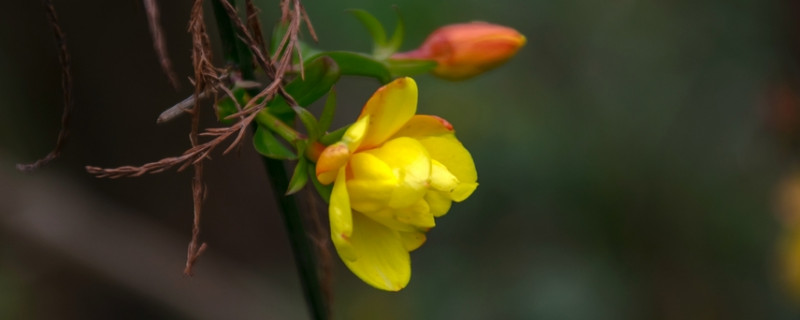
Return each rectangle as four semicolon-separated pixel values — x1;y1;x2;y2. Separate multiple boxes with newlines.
256;110;305;143
210;1;328;319
261;157;327;320
211;0;254;77
210;0;239;65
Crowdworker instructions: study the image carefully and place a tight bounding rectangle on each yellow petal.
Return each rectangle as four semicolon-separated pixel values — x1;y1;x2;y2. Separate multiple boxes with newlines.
417;135;477;186
365;137;431;209
357;77;418;150
362;208;420;232
429;159;460;193
426;190;453;217
316;142;350;185
357;199;435;232
347;153;397;213
391;115;477;188
344;213;411;291
393;198;435;229
421;137;478;201
392;115;454;139
400;231;427;251
451;182;479;202
330;168;357;261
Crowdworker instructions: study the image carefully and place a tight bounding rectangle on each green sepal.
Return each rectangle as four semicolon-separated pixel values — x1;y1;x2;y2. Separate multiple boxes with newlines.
348;9;387;49
215;87;251;125
253;125;297;160
308;163;332;203
386;59;438;78
318;88;337;133
292;105;321;142
286;156;309;195
306;51;391;83
381;7;405;59
319;125;349;146
348;9;405;60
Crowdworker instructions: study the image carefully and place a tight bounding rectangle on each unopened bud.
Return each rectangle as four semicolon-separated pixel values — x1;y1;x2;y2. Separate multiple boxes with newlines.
392;22;526;80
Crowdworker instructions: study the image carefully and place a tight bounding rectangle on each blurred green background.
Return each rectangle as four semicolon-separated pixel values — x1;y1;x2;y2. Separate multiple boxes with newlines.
1;0;798;319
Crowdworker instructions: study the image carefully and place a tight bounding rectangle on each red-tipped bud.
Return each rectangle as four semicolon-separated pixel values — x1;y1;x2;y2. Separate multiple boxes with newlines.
392;22;526;80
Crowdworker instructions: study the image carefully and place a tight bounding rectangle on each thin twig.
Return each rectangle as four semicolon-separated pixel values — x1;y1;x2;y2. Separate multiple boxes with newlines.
155;73;260;124
280;0;291;22
85;106;263;178
17;0;73;172
219;0;275;77
299;3;317;42
143;0;180;89
218;0;299;107
89;0;304;179
183;0;218;275
245;0;268;61
85;0;320;293
292;0;306;79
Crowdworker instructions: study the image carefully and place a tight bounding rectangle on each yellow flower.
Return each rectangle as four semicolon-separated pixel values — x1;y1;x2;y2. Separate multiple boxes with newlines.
391;22;526;80
315;77;478;291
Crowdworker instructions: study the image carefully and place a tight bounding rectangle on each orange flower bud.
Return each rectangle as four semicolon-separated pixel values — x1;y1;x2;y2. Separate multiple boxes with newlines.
392;22;526;80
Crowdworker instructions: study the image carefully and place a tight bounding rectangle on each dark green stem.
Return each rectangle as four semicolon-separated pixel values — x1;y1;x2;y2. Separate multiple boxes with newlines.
210;0;254;77
210;1;328;319
210;0;238;65
261;157;327;320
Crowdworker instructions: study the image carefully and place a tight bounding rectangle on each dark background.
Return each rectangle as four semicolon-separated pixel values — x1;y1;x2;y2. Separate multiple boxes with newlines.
2;0;799;319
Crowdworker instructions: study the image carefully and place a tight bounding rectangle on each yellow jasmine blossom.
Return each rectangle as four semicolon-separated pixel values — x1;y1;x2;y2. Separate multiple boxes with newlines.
315;77;478;291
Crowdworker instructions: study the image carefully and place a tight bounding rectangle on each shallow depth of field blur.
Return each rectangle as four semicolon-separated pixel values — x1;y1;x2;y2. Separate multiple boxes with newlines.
2;0;800;319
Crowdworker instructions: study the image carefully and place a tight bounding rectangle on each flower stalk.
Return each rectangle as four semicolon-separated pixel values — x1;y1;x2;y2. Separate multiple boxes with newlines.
211;0;328;319
255;111;304;143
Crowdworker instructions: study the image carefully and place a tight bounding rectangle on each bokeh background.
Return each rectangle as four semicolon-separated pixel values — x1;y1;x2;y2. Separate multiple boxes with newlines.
2;0;800;319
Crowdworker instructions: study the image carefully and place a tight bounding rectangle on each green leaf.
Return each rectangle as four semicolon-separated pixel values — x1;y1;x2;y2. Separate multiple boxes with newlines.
319;88;337;133
319;125;349;146
253;125;297;160
267;55;341;124
292;105;321;141
307;51;391;83
386;59;438;78
285;56;341;107
308;163;332;203
215;87;250;125
286;157;309;195
348;9;387;49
